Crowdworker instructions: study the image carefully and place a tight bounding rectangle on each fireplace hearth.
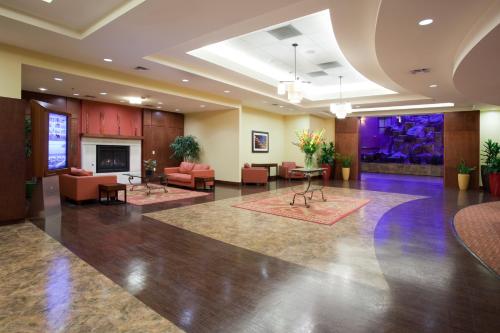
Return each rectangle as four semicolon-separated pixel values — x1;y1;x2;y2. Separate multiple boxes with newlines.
96;145;130;173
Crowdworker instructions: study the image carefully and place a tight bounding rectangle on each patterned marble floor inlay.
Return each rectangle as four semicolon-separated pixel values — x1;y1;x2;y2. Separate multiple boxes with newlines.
146;186;425;291
0;223;183;333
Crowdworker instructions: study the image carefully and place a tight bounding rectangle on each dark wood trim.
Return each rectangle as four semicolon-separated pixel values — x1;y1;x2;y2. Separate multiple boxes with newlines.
215;180;241;186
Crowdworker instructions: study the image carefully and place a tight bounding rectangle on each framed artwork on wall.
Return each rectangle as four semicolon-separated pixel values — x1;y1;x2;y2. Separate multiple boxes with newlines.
252;130;269;153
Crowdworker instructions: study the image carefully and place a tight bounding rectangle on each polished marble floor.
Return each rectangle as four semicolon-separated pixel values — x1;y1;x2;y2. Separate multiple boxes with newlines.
1;173;499;332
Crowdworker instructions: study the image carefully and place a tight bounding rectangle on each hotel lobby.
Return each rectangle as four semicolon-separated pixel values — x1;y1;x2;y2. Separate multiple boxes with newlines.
0;0;499;332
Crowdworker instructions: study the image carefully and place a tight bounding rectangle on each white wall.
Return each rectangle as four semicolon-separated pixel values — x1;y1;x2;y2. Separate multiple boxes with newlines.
81;137;142;184
184;109;240;182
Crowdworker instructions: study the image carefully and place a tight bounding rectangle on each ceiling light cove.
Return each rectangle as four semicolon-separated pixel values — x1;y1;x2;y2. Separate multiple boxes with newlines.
418;18;434;26
188;9;396;102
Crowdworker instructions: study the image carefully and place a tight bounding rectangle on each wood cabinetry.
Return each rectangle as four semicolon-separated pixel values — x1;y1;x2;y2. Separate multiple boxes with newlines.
81;100;142;137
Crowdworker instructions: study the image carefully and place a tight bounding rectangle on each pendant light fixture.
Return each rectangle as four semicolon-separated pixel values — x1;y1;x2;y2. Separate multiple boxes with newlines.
277;43;310;104
330;76;352;119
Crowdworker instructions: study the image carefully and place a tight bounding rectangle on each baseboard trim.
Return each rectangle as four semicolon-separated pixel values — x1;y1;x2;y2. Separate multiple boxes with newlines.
215;180;241;186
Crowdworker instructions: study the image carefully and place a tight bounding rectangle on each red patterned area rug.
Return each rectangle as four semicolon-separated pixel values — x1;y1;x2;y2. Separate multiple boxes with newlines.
233;192;370;225
454;201;500;275
120;186;209;206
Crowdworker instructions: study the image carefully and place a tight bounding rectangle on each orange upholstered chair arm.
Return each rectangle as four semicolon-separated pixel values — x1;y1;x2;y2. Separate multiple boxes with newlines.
164;167;180;175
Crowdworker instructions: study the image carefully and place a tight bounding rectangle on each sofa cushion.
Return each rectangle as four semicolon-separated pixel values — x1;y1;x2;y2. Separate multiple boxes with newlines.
70;167;93;176
282;162;297;169
243;163;251;168
168;173;192;183
179;162;195;174
193;163;210;171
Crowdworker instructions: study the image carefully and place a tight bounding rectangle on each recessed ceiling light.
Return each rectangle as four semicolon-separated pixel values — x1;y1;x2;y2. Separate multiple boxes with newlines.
127;96;143;105
200;105;206;108
175;108;180;112
182;79;189;82
54;77;63;81
279;105;284;108
39;87;47;91
103;58;113;62
100;92;107;95
73;93;79;96
429;84;438;88
120;100;126;103
224;90;231;93
156;106;162;109
41;0;53;3
418;18;433;26
158;102;163;105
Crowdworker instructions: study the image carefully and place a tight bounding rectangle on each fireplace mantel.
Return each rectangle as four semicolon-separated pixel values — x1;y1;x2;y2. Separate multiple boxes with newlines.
81;133;144;140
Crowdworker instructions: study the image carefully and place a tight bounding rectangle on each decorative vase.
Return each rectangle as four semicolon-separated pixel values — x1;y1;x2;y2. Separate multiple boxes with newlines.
304;153;314;169
342;167;350;181
489;173;500;196
458;173;470;190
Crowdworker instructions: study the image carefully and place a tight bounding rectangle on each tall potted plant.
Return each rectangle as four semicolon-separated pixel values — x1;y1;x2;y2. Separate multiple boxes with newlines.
486;156;500;196
481;139;500;192
336;153;352;181
457;159;476;191
317;141;335;181
170;135;201;162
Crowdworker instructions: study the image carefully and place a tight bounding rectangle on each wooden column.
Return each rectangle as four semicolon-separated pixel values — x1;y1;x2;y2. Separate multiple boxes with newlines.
0;97;26;221
335;117;361;180
443;111;480;188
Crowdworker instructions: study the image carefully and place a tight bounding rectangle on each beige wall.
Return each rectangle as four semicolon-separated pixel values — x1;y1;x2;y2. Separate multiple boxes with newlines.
184;109;240;182
0;49;21;98
240;107;285;176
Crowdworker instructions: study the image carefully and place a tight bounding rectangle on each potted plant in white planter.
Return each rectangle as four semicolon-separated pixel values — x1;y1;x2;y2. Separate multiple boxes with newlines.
336;153;352;181
457;159;475;191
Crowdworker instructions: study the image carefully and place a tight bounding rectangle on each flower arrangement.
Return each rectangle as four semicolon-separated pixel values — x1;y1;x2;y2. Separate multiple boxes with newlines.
293;129;325;168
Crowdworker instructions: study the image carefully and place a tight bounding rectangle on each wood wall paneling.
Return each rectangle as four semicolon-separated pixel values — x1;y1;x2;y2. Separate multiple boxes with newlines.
0;97;26;221
444;111;480;188
335;117;361;180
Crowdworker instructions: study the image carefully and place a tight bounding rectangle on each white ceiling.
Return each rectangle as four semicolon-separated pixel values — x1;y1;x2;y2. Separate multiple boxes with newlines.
22;65;232;113
189;10;396;101
0;0;497;117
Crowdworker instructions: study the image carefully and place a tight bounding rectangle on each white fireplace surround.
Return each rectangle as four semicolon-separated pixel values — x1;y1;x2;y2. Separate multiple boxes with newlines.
81;137;141;184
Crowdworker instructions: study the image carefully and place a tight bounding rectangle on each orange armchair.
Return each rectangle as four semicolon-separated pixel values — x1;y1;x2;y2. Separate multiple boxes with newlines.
279;162;305;180
242;167;268;185
60;173;117;202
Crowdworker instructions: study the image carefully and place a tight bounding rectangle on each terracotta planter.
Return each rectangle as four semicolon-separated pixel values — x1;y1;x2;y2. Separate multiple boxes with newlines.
458;173;470;191
489;173;500;196
321;164;331;181
342;167;350;181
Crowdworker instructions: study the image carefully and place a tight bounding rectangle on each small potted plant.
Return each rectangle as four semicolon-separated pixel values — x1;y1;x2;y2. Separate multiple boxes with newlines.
457;159;476;191
336;153;352;181
144;159;157;177
481;139;499;192
317;141;335;181
486;156;500;196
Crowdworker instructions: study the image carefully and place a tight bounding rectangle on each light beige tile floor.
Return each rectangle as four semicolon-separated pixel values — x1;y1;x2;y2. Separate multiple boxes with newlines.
146;186;425;291
0;223;183;333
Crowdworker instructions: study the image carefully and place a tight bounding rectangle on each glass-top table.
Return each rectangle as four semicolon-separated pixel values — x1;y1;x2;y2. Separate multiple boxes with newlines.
289;168;326;208
122;173;168;196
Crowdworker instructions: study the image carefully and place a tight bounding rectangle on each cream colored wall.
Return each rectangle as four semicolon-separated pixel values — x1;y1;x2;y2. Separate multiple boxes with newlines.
184;109;240;182
0;49;21;98
240;107;285;176
310;115;335;143
284;115;311;165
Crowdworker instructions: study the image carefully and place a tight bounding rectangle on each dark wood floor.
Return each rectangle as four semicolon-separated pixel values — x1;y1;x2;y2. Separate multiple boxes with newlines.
30;174;500;333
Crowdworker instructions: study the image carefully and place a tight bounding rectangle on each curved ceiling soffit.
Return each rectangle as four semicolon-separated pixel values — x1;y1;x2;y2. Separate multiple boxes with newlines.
453;2;500;106
329;0;409;95
372;0;496;105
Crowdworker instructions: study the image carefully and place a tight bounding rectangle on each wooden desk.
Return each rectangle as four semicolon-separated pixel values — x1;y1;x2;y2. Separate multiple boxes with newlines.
251;163;278;180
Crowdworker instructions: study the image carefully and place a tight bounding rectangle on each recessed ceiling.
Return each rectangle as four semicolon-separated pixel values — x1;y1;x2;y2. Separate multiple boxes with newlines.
22;65;232;113
188;9;396;102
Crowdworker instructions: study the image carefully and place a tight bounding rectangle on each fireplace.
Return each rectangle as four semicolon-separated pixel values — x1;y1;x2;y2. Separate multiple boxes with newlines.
96;145;130;173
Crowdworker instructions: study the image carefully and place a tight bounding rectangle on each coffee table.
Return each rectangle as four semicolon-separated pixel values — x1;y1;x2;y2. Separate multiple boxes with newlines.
289;168;326;208
98;183;127;205
123;173;168;196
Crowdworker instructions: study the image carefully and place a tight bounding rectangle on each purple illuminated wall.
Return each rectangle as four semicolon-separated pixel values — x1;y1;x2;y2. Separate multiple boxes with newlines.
360;114;444;165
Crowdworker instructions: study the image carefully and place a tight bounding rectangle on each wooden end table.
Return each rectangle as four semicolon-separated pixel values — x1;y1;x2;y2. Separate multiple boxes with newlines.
194;176;215;191
99;183;127;205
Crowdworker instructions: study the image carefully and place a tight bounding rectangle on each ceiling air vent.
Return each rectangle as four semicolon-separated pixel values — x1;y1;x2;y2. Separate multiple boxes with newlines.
307;70;328;78
267;24;302;40
134;66;149;71
83;95;96;98
318;61;341;70
410;68;430;74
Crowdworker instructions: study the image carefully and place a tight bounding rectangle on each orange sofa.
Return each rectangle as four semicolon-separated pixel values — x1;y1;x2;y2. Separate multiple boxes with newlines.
59;170;117;202
279;162;305;180
242;165;268;185
164;162;214;189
